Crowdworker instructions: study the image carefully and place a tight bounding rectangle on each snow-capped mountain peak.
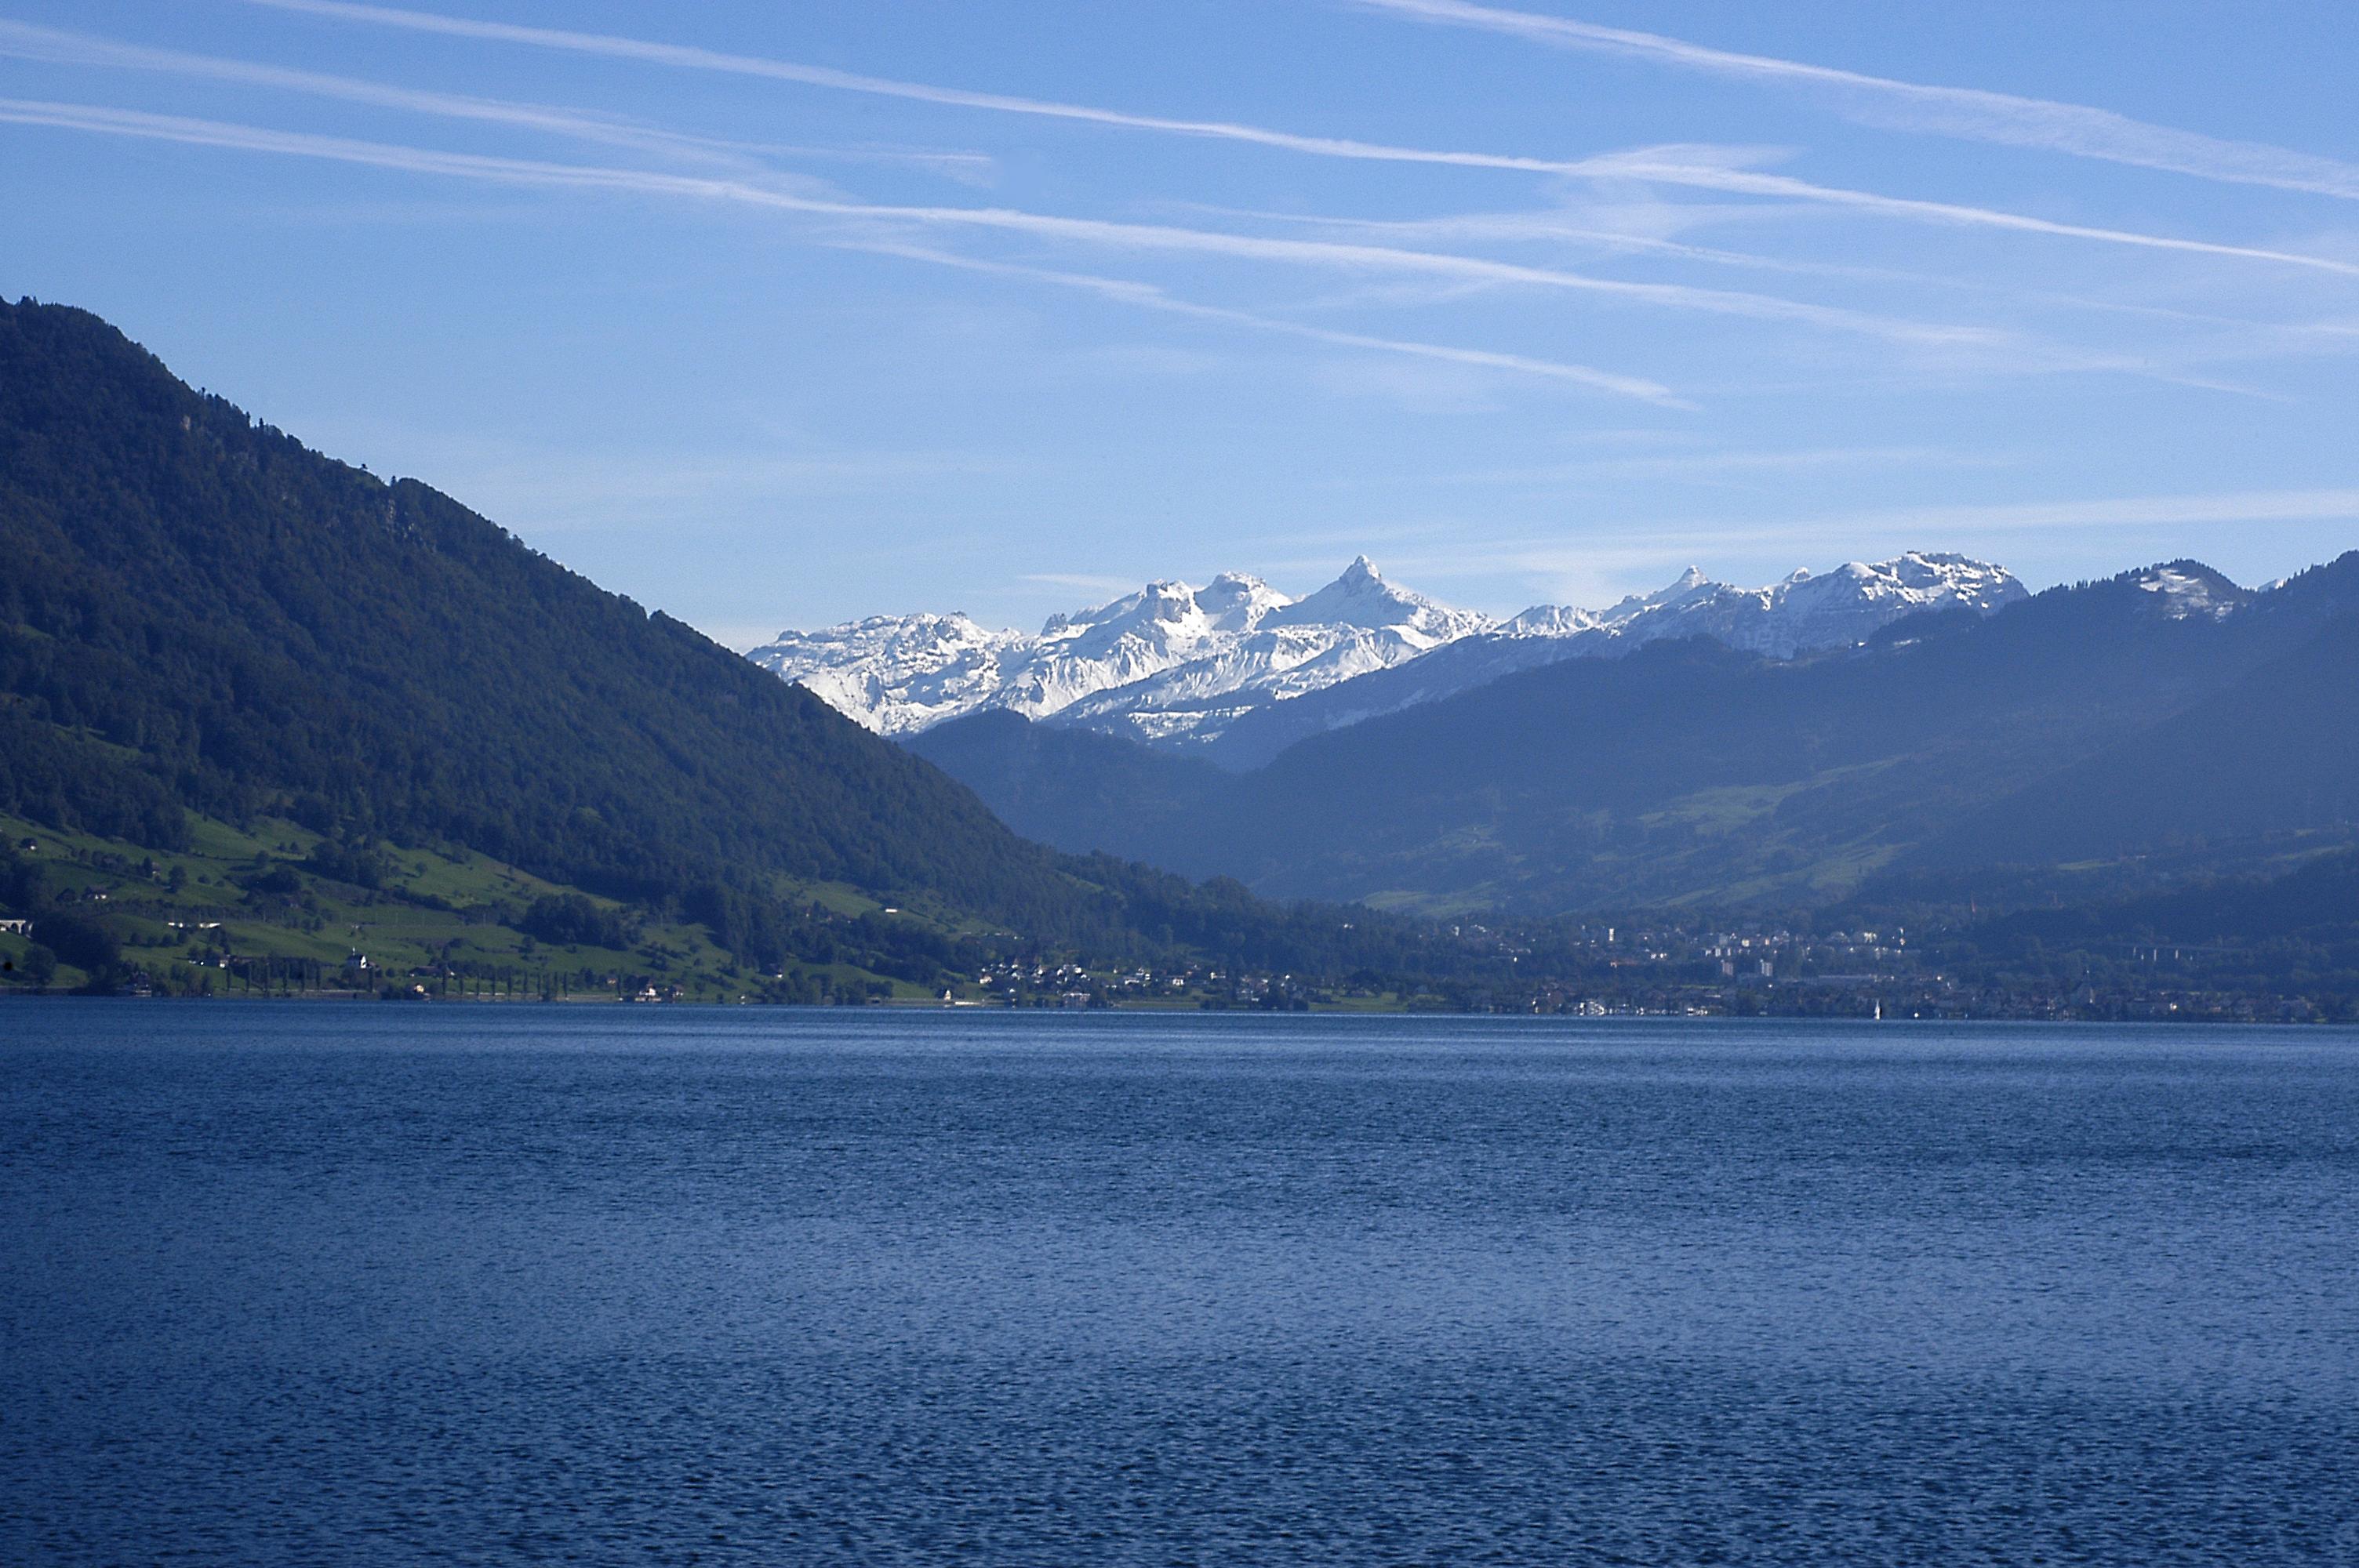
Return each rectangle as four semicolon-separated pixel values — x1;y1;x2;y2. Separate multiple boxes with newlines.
1505;550;2030;660
1183;551;2037;765
747;550;2033;751
1266;556;1495;643
1587;564;1717;624
2126;561;2249;621
750;610;1025;738
1504;604;1603;637
749;559;1479;743
1195;571;1291;631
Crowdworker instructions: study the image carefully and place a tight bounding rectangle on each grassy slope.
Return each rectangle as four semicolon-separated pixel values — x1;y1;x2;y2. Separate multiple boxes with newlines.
0;807;950;1002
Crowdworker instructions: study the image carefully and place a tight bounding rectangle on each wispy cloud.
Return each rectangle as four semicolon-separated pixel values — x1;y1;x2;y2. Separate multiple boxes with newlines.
0;97;2013;358
1581;147;2359;278
1020;572;1143;596
299;428;1029;526
0;18;990;183
234;0;2359;276
1238;155;2359;281
841;241;1688;405
238;0;1585;165
1406;445;2013;487
1818;486;2359;536
1336;484;2359;609
1197;198;1919;285
1354;0;2359;201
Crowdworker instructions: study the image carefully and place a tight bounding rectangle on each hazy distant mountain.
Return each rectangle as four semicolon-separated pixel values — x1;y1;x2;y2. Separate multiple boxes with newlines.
1922;579;2359;867
912;555;2359;913
754;551;2025;753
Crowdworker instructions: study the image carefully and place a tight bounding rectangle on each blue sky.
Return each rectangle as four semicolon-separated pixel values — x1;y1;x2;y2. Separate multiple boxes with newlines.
5;1;2357;645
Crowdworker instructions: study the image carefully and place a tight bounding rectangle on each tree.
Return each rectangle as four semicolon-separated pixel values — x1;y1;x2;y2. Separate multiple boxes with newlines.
521;893;633;949
31;909;119;979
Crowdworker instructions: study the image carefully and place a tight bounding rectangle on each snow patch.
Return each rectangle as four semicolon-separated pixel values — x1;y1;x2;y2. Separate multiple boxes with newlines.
2132;564;2244;620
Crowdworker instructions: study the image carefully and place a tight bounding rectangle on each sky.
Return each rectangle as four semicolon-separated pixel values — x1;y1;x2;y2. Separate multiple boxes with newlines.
5;1;2358;647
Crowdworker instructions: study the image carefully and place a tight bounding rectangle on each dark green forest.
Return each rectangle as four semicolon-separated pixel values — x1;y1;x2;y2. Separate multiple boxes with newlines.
0;298;1477;993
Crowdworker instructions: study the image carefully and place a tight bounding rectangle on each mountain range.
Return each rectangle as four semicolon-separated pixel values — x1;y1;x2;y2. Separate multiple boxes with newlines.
752;551;2027;759
905;556;2359;914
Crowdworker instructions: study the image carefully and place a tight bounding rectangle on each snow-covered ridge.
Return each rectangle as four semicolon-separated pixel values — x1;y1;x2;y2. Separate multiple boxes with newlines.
747;551;2028;749
1553;551;2029;660
750;556;1489;743
753;611;1026;738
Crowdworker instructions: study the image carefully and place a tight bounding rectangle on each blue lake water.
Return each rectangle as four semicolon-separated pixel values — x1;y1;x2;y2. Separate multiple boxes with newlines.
3;1003;2356;1564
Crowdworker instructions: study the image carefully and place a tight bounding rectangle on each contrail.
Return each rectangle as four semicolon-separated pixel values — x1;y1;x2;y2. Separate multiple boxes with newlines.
1584;149;2359;279
0;96;2007;350
235;0;2359;275
1355;0;2359;201
0;18;989;180
838;241;1689;404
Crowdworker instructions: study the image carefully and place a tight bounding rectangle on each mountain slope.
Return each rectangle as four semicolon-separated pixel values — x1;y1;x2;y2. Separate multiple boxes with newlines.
914;558;2359;913
1208;553;2025;768
904;710;1227;869
1981;848;2359;948
2;296;1568;1000
0;299;1110;946
1213;563;2354;909
1925;602;2359;866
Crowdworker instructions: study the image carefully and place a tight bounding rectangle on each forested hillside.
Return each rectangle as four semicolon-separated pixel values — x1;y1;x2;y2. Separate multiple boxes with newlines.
0;299;1448;993
1924;608;2359;866
0;299;1103;919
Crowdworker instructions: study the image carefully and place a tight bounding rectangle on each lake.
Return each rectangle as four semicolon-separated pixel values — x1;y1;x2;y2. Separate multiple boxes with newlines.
4;1003;2355;1564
